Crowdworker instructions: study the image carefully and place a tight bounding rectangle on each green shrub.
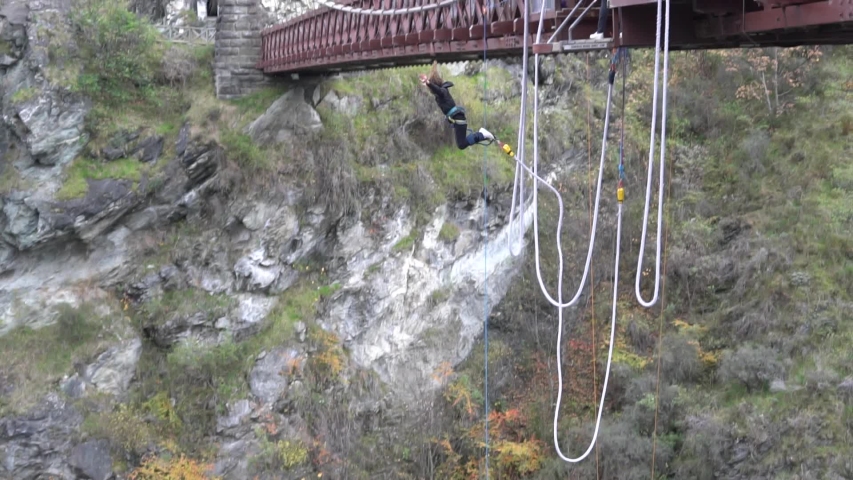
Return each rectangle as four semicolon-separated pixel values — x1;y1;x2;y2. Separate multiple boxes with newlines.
136;288;236;326
393;231;418;252
250;428;310;473
220;129;266;170
70;0;163;105
306;327;346;388
658;333;703;384
439;222;460;242
160;44;199;88
55;302;100;344
717;344;785;393
0;303;107;415
55;156;146;200
82;403;154;456
10;86;37;104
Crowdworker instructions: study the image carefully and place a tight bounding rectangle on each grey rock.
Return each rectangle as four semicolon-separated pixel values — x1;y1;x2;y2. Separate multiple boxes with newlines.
445;61;470;77
15;93;88;167
312;82;323;105
769;379;787;392
127;271;163;302
69;440;112;480
234;248;281;292
250;347;300;405
838;377;853;398
84;338;142;396
0;53;18;67
230;294;277;340
60;375;88;399
245;87;322;147
182;142;221;188
159;264;185;290
101;146;125;161
0;240;14;273
0;393;83;479
199;268;233;294
123;206;161;231
137;135;164;163
241;201;276;230
3;179;140;250
270;265;298;294
149;311;212;348
321;89;361;117
1;194;38;248
63;179;140;243
0;2;29;25
294;321;306;342
216;399;253;433
212;435;261;480
175;121;190;157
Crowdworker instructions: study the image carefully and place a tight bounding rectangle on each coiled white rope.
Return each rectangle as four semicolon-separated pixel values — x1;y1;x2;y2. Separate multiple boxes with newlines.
503;0;621;463
635;0;669;308
313;0;460;16
551;77;619;463
529;6;608;311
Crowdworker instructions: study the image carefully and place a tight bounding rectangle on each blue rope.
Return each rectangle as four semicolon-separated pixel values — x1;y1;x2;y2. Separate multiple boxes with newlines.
619;47;628;182
481;2;490;477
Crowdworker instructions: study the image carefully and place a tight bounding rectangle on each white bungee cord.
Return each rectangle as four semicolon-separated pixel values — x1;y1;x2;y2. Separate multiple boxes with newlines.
635;0;669;307
507;0;532;257
506;0;609;310
505;0;623;463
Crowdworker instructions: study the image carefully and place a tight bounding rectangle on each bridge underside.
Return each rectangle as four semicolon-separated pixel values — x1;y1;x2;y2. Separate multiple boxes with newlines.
259;0;853;76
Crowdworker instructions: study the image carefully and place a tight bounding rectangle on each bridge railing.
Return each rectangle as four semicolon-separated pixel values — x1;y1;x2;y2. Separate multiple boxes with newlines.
259;0;601;74
156;23;216;44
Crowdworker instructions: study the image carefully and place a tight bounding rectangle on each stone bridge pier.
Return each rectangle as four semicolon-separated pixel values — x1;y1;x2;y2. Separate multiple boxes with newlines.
214;0;270;99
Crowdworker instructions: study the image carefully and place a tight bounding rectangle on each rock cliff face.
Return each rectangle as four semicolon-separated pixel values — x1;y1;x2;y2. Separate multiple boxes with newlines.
0;1;542;477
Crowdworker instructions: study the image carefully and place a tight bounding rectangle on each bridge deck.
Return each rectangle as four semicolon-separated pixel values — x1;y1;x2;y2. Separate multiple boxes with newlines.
258;0;853;75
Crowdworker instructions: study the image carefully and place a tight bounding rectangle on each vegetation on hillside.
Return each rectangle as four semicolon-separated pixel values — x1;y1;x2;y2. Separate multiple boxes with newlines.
448;46;853;479
5;0;851;476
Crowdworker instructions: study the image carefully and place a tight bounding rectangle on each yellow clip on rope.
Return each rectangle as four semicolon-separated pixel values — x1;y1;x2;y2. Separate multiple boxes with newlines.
617;187;624;203
500;142;514;157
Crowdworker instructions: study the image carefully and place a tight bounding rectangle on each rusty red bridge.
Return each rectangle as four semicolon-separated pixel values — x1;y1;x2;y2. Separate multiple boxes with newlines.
257;0;853;75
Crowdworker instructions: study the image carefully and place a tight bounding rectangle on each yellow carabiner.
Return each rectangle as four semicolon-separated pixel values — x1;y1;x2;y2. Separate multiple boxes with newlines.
617;187;625;203
502;143;514;157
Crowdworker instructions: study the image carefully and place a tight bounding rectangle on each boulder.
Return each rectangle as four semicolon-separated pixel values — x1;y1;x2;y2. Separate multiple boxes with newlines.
321;89;361;117
245;87;322;147
69;440;113;480
0;393;83;479
137;135;164;163
249;347;302;406
84;338;143;396
14;92;88;167
2;179;140;250
234;248;281;292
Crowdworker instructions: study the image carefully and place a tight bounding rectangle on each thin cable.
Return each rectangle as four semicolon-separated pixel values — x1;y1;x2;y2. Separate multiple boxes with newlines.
635;0;670;308
507;0;532;257
650;149;673;478
584;51;601;479
481;6;490;476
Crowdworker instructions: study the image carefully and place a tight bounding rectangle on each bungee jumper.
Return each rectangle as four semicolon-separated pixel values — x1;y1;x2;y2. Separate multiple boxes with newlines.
419;61;497;150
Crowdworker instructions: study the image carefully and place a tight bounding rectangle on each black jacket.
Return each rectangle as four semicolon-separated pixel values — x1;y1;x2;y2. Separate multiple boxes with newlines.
427;80;457;116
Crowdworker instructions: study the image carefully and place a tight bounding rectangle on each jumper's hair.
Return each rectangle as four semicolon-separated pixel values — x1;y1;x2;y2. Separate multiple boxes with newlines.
428;61;443;85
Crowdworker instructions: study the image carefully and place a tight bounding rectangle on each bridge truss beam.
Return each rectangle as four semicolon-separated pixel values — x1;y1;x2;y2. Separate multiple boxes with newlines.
259;0;853;75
